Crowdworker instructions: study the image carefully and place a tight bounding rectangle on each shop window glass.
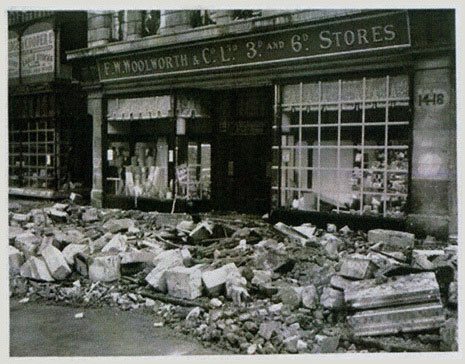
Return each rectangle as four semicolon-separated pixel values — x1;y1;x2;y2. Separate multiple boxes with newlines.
273;75;410;217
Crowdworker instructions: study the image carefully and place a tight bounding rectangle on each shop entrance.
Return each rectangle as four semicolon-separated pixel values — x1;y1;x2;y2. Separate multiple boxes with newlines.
212;87;273;213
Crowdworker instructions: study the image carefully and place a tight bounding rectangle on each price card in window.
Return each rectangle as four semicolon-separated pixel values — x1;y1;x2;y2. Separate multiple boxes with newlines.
282;150;291;163
107;149;114;161
169;150;174;162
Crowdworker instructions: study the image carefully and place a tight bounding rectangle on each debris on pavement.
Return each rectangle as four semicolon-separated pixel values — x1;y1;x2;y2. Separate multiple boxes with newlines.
8;199;458;354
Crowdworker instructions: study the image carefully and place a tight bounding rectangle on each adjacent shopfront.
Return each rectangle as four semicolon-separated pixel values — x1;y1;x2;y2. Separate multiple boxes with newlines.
69;9;456;237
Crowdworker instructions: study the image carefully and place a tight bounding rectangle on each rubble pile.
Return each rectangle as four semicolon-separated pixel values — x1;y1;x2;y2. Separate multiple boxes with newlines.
8;199;458;354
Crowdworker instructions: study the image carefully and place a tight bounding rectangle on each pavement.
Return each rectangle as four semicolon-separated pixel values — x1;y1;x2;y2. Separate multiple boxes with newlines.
9;299;228;357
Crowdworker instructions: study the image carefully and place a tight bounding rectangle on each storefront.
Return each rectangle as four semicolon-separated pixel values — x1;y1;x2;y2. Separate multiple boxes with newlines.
69;9;456;237
8;12;91;198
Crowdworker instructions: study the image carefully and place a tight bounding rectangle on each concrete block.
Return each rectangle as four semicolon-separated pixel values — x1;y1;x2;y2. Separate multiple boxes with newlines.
348;302;445;336
201;263;239;296
320;287;344;310
155;213;192;228
145;250;184;292
102;218;135;233
339;257;377;280
165;266;203;299
14;232;41;258
181;247;193;267
52;203;69;211
62;244;89;266
344;272;441;310
273;222;308;245
368;229;415;250
102;233;128;253
301;284;318;308
62;229;86;245
41;245;72;280
411;249;445;270
20;257;54;282
9;246;25;275
88;253;121;282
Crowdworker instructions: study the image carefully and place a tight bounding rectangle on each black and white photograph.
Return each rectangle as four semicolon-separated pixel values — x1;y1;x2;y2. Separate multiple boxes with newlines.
2;0;462;360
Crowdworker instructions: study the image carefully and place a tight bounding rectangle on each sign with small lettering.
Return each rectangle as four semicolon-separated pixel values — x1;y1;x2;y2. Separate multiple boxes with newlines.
8;31;20;79
21;29;55;77
98;11;410;82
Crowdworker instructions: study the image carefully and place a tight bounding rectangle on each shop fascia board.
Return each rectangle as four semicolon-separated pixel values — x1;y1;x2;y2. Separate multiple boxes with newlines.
66;9;365;61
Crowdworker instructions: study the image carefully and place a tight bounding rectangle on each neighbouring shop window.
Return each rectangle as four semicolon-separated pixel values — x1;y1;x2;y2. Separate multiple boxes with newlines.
111;11;125;41
142;10;160;36
105;96;173;200
191;10;215;27
232;10;262;20
272;75;410;218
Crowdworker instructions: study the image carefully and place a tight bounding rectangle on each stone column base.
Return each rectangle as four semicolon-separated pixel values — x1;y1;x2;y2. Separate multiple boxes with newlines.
91;189;103;208
406;214;449;240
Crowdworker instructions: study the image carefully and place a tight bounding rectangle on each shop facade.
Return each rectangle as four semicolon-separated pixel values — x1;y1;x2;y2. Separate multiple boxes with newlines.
68;9;456;238
8;11;92;198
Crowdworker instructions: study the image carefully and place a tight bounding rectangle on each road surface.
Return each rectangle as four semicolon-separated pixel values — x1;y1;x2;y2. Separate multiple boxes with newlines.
10;299;227;357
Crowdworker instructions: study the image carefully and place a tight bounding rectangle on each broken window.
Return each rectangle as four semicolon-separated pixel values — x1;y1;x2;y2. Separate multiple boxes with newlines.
272;75;410;218
142;10;160;36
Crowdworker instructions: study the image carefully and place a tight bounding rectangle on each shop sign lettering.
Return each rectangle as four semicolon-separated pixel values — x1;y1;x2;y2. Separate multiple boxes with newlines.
98;12;410;81
416;89;448;109
21;30;55;77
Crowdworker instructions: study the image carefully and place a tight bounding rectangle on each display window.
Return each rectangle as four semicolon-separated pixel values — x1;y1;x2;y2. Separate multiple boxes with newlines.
272;75;410;218
104;92;212;203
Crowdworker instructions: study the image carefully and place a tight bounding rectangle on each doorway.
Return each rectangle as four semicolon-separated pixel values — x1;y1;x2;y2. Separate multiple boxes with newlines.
212;87;273;213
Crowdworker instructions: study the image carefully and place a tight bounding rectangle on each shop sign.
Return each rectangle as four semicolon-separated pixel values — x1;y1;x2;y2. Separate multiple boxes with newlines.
98;11;410;82
21;29;55;77
8;32;20;79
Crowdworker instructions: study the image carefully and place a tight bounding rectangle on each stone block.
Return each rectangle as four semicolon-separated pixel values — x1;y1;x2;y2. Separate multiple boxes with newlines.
74;253;89;276
278;286;302;309
82;208;99;223
62;244;89;266
9;226;24;244
339;257;377;280
189;222;213;243
20;257;54;282
49;208;68;222
102;233;127;253
344;272;441;310
52;203;69;211
12;213;29;223
181;247;193;267
367;229;415;250
448;281;457;305
320;287;344;310
411;249;445;270
121;249;157;264
88;253;121;282
201;263;240;296
348;302;446;337
315;335;340;353
145;250;184;292
89;233;112;254
258;321;281;340
301;284;318;308
62;229;86;245
273;222;308;245
251;270;272;286
41;245;72;280
155;213;192;228
440;318;458;351
165;266;203;299
14;232;41;258
9;246;25;275
102;218;135;233
330;275;355;291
